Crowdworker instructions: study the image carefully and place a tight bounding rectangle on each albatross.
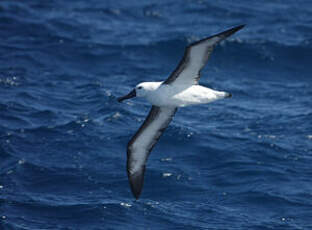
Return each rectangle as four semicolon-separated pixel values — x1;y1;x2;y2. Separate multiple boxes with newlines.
118;25;245;199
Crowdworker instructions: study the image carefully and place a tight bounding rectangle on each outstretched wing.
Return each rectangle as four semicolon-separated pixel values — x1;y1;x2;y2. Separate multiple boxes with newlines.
163;25;245;86
127;106;177;199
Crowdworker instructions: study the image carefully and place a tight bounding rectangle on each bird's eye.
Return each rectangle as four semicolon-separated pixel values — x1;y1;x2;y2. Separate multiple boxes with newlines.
137;86;142;90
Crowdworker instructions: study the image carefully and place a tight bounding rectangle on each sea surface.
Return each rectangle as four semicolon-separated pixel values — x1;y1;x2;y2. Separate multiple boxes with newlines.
1;1;312;229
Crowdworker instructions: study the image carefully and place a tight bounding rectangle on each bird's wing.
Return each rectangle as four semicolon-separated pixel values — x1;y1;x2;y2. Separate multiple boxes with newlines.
127;106;177;199
163;25;245;86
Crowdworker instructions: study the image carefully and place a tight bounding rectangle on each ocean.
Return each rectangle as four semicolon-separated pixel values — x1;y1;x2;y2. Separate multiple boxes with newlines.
1;0;312;229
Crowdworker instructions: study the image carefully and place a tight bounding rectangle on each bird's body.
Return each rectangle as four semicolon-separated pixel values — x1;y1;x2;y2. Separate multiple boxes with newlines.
118;25;245;199
139;82;230;107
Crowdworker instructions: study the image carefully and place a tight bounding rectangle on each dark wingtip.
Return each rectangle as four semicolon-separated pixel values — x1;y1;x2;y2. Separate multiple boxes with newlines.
130;179;143;200
128;167;145;200
235;24;245;33
192;24;245;46
236;24;246;30
134;192;140;200
223;24;245;37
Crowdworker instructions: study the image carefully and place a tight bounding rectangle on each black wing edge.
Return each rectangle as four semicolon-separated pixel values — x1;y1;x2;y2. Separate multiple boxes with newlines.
127;165;146;200
190;24;245;47
126;106;177;200
126;106;159;200
163;24;245;85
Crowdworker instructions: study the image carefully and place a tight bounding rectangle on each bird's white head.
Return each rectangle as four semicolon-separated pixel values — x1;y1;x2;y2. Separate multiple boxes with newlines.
135;82;160;97
118;82;161;102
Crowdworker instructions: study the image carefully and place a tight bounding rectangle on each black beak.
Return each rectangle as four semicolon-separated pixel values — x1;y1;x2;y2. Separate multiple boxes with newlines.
117;89;136;102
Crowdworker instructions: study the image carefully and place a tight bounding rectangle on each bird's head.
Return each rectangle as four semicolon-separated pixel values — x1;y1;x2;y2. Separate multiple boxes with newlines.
117;82;160;102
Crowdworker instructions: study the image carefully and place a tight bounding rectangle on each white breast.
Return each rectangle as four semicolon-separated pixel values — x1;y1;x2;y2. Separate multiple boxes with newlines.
146;84;228;107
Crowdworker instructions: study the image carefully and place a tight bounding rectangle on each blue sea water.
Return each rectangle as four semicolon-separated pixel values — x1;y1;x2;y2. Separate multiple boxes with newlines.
1;0;312;229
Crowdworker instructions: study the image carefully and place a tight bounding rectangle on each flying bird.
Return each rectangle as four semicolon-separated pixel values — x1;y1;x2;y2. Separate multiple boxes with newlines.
118;25;245;199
